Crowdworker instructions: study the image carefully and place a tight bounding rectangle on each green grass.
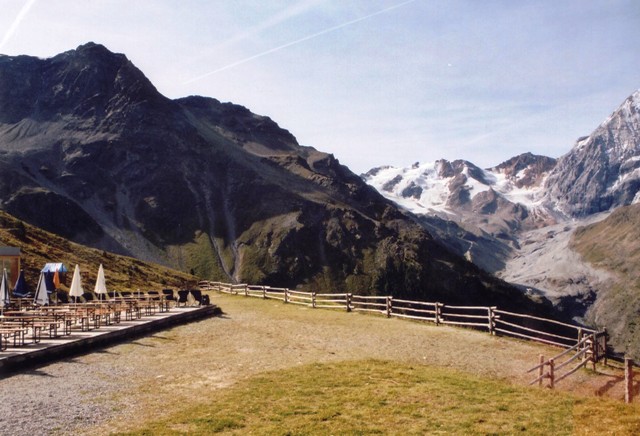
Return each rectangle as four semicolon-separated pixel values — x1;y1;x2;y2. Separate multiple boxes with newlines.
118;360;640;435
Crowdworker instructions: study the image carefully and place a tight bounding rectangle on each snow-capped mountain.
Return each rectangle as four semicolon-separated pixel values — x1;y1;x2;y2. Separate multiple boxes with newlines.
364;89;640;237
363;89;640;323
363;153;557;236
544;89;640;216
363;153;557;275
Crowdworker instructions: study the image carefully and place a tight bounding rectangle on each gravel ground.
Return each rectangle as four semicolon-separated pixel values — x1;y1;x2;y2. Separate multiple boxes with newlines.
0;293;629;435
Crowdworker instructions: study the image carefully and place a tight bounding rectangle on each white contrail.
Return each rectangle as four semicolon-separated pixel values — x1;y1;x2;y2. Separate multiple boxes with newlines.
184;0;416;84
0;0;37;52
186;0;322;67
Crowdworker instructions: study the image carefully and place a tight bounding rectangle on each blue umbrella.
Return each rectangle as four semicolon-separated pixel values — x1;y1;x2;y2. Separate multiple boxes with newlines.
44;272;55;294
12;269;29;298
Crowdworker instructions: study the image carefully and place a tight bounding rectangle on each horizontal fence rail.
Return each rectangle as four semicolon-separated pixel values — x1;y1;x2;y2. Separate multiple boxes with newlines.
198;280;620;397
199;281;607;361
528;333;600;389
494;309;595;349
199;280;604;352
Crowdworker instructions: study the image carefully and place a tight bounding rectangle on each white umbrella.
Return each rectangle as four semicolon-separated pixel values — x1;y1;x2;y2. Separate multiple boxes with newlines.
69;264;84;302
94;264;107;300
0;268;10;308
34;272;49;306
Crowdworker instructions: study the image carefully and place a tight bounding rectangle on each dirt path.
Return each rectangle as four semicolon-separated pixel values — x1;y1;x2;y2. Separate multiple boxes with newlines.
0;293;629;435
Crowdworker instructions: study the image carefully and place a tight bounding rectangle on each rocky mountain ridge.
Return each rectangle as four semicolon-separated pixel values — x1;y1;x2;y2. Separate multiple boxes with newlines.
363;153;558;273
544;90;640;217
365;89;640;229
0;43;549;312
364;89;640;324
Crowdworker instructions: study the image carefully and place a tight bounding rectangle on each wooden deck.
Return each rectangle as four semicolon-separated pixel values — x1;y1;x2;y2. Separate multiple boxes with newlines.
0;304;221;375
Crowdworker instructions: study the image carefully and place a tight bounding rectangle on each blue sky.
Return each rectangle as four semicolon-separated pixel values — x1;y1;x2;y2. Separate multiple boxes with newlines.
0;0;638;173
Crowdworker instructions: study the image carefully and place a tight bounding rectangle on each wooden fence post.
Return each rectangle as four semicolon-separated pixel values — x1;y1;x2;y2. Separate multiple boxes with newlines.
312;292;316;308
625;357;634;404
284;289;289;304
586;336;596;371
603;328;608;366
244;284;249;297
386;296;392;318
435;303;441;325
538;354;544;387
577;327;583;346
346;293;352;312
548;358;555;389
488;307;497;335
262;286;267;299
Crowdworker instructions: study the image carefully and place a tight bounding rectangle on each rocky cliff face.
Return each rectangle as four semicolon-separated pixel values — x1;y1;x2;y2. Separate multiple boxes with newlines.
0;43;543;310
544;90;640;217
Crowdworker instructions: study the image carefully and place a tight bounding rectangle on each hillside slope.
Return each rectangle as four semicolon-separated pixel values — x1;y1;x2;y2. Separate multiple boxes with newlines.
570;203;640;358
0;209;195;292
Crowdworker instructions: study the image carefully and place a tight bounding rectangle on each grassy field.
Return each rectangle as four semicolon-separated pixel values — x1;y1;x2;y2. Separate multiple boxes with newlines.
46;293;633;435
121;358;640;435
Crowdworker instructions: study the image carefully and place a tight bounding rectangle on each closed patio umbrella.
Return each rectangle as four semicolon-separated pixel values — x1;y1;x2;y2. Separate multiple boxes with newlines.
34;272;49;306
0;268;9;309
12;269;29;298
94;264;107;300
69;264;84;303
44;272;55;293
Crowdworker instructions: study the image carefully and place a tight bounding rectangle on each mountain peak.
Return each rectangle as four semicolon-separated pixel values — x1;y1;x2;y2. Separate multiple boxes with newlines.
491;153;556;189
52;42;131;69
0;41;164;131
544;89;640;216
597;88;640;132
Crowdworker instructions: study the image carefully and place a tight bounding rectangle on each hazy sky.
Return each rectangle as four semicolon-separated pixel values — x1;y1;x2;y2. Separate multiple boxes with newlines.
0;0;638;173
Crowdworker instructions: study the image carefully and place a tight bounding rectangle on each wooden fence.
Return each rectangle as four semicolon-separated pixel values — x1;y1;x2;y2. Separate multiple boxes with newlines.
198;280;640;400
199;281;601;349
527;332;602;388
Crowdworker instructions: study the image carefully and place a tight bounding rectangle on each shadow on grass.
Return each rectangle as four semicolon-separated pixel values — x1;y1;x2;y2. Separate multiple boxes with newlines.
22;368;56;377
128;341;155;348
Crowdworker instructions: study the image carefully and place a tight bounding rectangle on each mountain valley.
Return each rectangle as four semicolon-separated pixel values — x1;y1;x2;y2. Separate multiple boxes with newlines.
365;90;640;356
0;43;550;315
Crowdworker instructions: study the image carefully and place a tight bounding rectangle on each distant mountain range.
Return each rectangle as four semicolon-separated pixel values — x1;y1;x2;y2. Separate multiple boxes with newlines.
364;153;557;271
364;89;640;278
367;89;640;220
365;89;640;357
0;42;550;313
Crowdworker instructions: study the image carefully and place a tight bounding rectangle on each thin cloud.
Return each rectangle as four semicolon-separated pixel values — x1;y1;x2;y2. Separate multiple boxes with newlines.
183;0;323;69
215;0;323;52
0;0;37;51
184;0;416;85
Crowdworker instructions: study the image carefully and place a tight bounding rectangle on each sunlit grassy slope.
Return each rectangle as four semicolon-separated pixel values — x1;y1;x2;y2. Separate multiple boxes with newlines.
571;204;640;358
0;210;197;291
